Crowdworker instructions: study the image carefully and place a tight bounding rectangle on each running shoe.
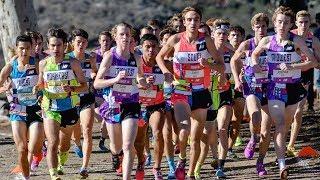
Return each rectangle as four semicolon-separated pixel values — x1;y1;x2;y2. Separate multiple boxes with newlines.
57;165;64;175
145;153;152;166
210;159;218;169
280;167;289;180
286;146;298;157
31;153;43;172
256;162;267;177
215;168;226;179
168;161;176;179
194;162;201;180
135;162;145;180
98;139;110;152
234;136;243;147
73;145;83;158
79;167;88;178
227;150;238;160
14;173;28;180
152;168;164;180
244;139;256;159
175;159;186;180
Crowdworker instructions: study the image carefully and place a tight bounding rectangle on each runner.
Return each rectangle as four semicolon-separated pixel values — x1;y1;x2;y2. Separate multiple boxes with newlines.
94;30;113;152
287;10;320;157
159;27;178;179
34;28;88;180
67;28;98;177
251;6;317;179
94;22;149;180
134;34;166;180
227;25;246;159
231;12;272;177
156;6;224;179
210;18;235;178
0;35;44;180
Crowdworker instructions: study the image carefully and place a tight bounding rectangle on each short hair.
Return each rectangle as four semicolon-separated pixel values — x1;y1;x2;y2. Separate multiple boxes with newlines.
140;26;153;34
111;22;132;40
46;28;68;43
167;13;183;26
181;6;202;20
316;13;320;23
71;28;89;40
212;19;230;31
251;13;269;27
140;34;159;45
159;28;177;41
296;10;311;21
147;19;161;28
99;30;112;39
16;34;33;46
206;18;216;27
272;6;295;23
24;30;40;41
229;25;245;37
200;22;211;35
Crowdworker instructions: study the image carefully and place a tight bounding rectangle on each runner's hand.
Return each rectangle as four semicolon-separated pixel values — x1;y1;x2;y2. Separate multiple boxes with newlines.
61;84;73;93
199;57;209;67
279;63;292;71
234;80;243;92
146;75;155;84
115;70;127;82
32;84;39;94
164;72;173;84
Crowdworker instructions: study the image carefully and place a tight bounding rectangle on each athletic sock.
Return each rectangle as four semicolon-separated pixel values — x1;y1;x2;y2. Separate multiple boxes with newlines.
277;158;286;170
167;156;175;170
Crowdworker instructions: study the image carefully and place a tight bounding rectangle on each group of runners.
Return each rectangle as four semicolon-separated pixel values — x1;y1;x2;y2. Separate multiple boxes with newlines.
1;5;320;180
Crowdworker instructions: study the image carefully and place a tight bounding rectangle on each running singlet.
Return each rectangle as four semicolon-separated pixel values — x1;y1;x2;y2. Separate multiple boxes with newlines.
10;57;39;116
291;29;314;64
42;55;80;111
95;47;103;69
243;38;269;84
172;32;211;95
103;48;139;107
67;51;93;94
139;58;165;106
267;33;301;84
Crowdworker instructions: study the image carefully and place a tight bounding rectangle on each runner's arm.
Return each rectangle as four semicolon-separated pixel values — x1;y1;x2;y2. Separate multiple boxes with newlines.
251;37;269;68
71;59;88;93
293;36;317;71
156;34;177;74
206;36;225;74
135;53;149;88
0;64;12;87
93;51;118;89
231;41;247;84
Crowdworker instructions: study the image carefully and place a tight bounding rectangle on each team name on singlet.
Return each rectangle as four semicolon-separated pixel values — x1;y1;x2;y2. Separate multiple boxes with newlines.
44;70;75;81
108;66;137;78
267;52;300;63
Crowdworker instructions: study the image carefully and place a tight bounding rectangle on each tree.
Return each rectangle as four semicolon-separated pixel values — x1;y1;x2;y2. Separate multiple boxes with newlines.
0;0;38;63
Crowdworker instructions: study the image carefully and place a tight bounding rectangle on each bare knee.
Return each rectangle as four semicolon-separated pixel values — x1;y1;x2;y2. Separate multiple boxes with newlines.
123;142;135;153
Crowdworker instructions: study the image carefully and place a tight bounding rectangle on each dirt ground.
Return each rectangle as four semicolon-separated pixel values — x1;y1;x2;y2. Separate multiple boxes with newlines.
0;108;319;179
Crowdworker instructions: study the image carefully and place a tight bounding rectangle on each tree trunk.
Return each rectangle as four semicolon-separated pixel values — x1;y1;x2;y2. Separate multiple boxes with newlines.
0;0;38;63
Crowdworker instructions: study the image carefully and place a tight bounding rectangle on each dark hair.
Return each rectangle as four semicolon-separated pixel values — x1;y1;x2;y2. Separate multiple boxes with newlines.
229;25;245;37
159;28;177;41
16;35;33;46
99;30;112;39
316;12;320;23
140;34;159;45
24;30;40;41
147;19;161;28
71;28;89;40
46;28;68;43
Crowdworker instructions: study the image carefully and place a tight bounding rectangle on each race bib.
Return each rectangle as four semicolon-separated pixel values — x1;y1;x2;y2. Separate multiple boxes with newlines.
144;73;165;85
44;70;75;81
139;89;157;98
184;69;204;79
272;69;301;83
